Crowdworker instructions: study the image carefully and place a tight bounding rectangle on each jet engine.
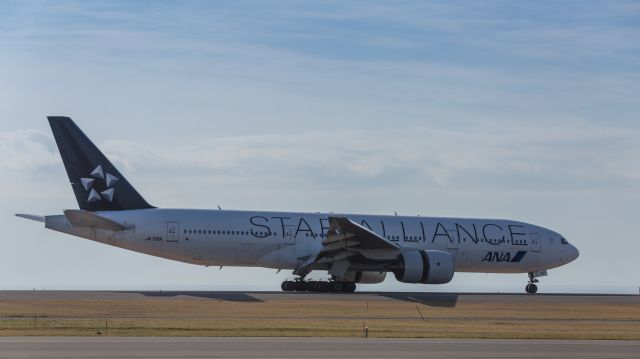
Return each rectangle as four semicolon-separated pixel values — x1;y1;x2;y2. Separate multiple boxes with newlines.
393;250;454;284
354;271;386;284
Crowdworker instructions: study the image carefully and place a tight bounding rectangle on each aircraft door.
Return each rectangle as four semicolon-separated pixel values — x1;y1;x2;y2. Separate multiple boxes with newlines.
530;233;541;252
167;222;179;242
446;230;458;250
284;228;295;245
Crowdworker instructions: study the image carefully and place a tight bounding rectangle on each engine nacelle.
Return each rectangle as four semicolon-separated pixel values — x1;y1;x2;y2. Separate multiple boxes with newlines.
393;250;455;284
342;271;387;284
354;271;387;284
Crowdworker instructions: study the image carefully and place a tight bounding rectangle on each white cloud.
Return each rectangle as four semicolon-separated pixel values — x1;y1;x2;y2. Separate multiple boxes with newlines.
94;120;640;190
0;129;59;171
2;119;635;191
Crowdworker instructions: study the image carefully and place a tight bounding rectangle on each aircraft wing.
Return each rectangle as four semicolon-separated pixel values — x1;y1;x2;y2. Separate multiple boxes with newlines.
295;216;401;275
325;216;400;251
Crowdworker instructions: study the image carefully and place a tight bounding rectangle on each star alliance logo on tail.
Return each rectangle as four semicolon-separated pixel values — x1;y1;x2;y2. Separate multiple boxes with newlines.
80;165;119;203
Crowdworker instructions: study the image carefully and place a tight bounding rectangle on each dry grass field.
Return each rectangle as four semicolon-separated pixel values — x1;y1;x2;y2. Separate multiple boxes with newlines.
0;292;639;339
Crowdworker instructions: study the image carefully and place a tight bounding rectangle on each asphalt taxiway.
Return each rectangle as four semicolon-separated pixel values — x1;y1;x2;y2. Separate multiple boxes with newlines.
0;337;638;358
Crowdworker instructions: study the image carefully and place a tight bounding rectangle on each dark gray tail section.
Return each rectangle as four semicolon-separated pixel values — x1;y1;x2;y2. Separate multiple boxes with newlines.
48;116;154;211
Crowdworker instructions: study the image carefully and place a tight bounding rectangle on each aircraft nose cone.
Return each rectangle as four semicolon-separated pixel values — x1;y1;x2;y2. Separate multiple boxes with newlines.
567;244;579;263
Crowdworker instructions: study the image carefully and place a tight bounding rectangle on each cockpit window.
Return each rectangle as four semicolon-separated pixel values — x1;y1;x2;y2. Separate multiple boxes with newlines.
561;237;568;245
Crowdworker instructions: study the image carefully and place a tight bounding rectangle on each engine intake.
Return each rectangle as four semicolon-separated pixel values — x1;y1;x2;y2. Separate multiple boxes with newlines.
393;250;454;284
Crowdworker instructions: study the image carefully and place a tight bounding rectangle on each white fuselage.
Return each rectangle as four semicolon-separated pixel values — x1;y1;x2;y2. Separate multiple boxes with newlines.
44;208;578;274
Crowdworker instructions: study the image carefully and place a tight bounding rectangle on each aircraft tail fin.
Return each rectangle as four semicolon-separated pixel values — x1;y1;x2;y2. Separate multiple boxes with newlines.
48;116;154;211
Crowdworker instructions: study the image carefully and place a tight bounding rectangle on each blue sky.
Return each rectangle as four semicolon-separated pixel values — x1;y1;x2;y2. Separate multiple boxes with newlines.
1;1;639;292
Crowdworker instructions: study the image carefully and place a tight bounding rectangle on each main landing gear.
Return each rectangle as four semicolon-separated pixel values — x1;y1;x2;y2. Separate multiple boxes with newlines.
525;272;539;294
281;278;356;293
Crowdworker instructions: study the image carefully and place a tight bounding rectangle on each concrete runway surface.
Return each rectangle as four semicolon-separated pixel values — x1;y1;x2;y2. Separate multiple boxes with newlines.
0;337;638;358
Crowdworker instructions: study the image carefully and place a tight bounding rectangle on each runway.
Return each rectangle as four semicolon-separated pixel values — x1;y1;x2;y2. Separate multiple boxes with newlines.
0;337;638;358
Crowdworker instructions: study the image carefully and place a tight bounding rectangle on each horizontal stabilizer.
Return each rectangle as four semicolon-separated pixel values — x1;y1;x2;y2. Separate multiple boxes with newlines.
15;214;45;223
63;209;133;231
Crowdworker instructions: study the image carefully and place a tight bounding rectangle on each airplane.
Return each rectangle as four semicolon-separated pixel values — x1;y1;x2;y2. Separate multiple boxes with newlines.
16;117;579;294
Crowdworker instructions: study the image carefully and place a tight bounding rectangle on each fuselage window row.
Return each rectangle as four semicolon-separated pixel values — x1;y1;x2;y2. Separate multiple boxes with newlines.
180;229;507;245
183;229;277;237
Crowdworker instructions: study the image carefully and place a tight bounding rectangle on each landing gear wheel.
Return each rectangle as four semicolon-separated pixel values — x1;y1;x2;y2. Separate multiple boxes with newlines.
306;281;316;292
525;272;541;294
332;281;343;292
342;282;356;293
294;280;307;292
282;280;295;292
526;283;538;294
288;279;355;293
318;281;330;292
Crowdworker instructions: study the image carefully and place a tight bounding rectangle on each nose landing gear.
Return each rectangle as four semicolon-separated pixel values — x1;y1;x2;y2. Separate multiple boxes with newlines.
525;271;545;294
525;282;538;294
